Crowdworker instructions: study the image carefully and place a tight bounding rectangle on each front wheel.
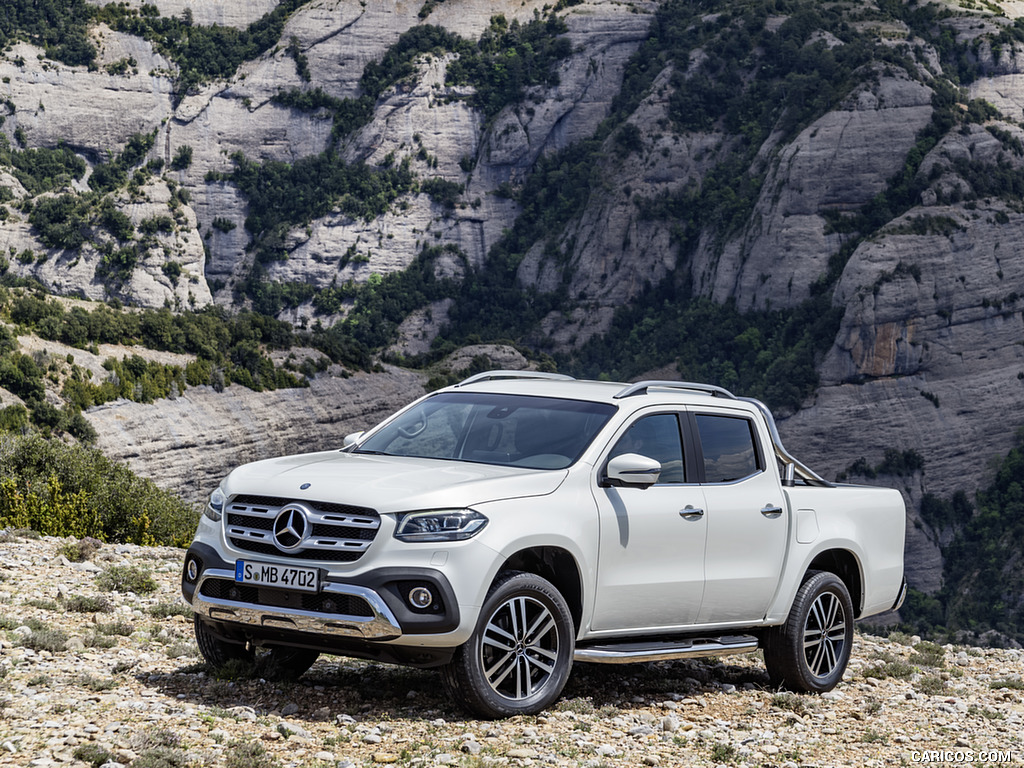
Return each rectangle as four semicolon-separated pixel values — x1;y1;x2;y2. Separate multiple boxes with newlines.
194;617;319;681
763;570;854;693
194;615;252;667
441;571;575;718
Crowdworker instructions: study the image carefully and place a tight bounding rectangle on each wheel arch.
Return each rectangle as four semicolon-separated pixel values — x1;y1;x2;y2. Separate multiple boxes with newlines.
806;548;863;617
497;546;584;634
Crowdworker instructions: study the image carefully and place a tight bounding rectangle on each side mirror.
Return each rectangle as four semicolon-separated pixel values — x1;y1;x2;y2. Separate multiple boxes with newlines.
603;453;662;489
342;431;364;451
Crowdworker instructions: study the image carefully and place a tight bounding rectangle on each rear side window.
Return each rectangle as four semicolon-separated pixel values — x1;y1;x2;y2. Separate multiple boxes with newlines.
694;414;761;483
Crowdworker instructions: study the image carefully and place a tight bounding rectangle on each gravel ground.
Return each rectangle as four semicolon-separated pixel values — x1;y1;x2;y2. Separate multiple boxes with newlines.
0;533;1022;768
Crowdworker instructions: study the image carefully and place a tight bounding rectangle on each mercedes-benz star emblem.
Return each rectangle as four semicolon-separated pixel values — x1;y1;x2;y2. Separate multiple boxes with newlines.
274;505;309;551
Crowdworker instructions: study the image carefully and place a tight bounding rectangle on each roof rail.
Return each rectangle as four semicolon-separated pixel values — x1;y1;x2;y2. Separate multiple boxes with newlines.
454;370;576;387
614;380;832;488
614;381;737;400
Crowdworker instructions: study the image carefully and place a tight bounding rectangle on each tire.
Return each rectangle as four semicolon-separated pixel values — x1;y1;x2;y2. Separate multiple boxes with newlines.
441;571;575;718
255;646;320;682
763;570;854;693
194;617;319;681
194;615;253;667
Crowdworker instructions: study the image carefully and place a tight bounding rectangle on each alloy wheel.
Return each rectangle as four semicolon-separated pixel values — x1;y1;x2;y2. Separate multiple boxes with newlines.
481;595;559;700
803;591;847;679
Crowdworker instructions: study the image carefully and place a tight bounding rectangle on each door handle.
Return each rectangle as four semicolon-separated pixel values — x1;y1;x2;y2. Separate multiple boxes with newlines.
679;506;704;520
761;504;784;517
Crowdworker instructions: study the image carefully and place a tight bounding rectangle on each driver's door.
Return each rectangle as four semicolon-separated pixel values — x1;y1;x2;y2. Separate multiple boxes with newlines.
590;413;707;632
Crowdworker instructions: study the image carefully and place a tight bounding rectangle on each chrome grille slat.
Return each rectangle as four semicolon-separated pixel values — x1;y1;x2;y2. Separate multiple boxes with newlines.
225;496;380;562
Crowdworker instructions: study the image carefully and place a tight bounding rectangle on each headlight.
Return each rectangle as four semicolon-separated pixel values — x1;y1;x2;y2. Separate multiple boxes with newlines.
204;487;225;522
393;509;488;542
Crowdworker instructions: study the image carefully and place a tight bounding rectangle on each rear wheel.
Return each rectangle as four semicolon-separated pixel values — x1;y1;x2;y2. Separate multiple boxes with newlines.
442;571;575;718
193;617;319;681
763;570;854;693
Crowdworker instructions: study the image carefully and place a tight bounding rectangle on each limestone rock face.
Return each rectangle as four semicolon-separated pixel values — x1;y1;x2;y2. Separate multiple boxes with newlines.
0;179;212;308
84;0;281;28
88;368;426;506
779;188;1024;591
518;65;722;348
704;72;936;313
3;36;175;156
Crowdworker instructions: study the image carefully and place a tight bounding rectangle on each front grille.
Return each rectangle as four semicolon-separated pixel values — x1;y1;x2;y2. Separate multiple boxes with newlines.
199;577;374;617
224;496;380;562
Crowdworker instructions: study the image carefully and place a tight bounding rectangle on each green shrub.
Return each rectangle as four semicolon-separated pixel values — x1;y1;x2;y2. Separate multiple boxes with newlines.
98;200;134;241
0;134;87;194
916;674;947;696
62;595;112;613
19;623;68;652
28;193;90;250
95;620;134;636
72;744;114;768
420;177;463;209
910;641;947;669
989;678;1024;690
139;215;175;234
0;433;197;546
58;536;103;563
446;14;572;119
132;748;190;768
148;601;194;620
96;565;158;594
0;474;101;539
225;741;281;768
862;653;916;680
79;674;117;691
169;145;192;171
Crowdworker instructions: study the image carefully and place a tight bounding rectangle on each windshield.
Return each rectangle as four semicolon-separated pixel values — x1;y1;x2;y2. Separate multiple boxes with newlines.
355;392;616;469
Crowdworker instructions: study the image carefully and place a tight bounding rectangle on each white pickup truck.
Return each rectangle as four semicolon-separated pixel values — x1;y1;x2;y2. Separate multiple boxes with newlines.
181;372;906;718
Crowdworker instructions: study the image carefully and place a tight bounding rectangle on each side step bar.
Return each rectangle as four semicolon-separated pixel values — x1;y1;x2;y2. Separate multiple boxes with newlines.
574;634;759;664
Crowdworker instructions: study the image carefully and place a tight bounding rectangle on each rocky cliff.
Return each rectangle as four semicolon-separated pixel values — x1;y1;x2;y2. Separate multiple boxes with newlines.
3;0;1024;624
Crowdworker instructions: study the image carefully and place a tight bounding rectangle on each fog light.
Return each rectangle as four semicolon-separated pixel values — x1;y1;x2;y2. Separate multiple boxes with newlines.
186;558;199;582
408;586;433;609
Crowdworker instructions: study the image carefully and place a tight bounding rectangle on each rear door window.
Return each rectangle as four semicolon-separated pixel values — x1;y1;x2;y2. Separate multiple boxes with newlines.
694;414;761;483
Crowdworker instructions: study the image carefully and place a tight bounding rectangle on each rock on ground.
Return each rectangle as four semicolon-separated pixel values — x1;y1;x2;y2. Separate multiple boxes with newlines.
0;534;1021;768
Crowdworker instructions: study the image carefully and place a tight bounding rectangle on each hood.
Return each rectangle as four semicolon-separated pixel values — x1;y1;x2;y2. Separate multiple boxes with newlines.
221;450;568;513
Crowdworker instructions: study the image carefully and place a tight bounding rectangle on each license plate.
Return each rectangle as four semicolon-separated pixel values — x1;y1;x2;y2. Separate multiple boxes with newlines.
235;560;320;593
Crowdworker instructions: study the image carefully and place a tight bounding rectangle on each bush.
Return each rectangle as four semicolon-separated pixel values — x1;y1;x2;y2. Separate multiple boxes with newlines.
73;744;114;768
0;433;197;546
58;536;103;562
225;741;281;768
19;622;68;652
28;193;90;250
63;594;112;613
96;565;158;594
170;145;193;171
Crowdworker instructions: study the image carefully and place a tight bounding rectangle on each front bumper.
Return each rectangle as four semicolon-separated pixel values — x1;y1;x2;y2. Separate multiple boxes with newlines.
182;543;461;642
192;566;403;640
